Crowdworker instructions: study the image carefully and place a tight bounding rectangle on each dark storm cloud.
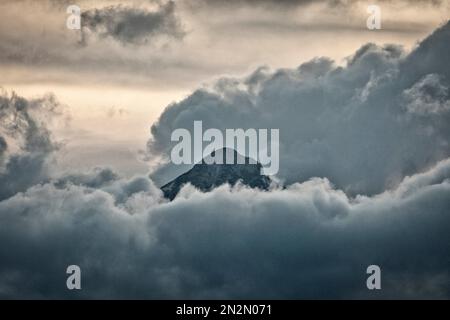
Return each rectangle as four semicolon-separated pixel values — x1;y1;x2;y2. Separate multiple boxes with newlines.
81;1;185;45
54;167;119;189
0;1;189;88
0;158;449;298
148;21;450;195
0;18;449;300
0;92;62;153
0;91;64;200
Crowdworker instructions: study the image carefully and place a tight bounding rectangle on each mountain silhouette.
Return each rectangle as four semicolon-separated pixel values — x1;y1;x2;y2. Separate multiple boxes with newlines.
161;148;271;200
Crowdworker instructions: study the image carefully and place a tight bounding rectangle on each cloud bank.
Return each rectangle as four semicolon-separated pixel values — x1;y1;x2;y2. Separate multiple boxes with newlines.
0;22;449;299
148;21;450;196
0;158;449;298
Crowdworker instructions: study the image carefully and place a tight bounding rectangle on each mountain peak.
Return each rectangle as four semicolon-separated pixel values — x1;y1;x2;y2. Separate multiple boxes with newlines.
161;148;271;200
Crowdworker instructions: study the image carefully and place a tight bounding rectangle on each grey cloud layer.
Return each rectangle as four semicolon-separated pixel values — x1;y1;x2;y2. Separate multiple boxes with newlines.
81;1;185;45
0;159;449;298
148;22;450;196
192;0;446;8
0;0;446;88
0;71;449;299
0;91;65;200
0;0;192;88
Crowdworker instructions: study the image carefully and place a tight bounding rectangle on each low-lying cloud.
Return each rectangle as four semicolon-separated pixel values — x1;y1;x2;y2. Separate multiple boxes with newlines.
0;158;449;298
0;88;449;299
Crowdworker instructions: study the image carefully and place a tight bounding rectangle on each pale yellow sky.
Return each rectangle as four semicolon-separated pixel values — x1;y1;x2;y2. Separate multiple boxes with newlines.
4;83;190;174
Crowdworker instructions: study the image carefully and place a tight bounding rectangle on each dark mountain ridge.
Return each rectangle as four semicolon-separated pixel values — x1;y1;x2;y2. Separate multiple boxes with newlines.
161;148;271;200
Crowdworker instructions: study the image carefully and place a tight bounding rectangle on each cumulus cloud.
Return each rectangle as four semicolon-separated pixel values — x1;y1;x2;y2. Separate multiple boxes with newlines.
0;13;449;300
148;21;450;196
0;87;448;298
81;1;185;45
0;90;65;200
0;157;449;298
402;74;450;115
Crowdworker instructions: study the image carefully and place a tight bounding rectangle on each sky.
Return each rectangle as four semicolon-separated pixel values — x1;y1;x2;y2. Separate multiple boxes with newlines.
1;0;449;176
0;0;450;299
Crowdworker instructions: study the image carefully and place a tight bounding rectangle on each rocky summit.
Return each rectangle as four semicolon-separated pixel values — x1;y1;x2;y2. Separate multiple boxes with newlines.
161;148;271;200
